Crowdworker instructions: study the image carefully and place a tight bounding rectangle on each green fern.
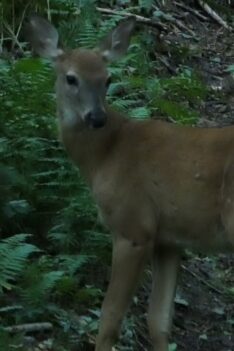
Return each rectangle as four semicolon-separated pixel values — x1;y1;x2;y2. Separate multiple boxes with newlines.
97;15;122;41
77;20;98;49
59;254;91;275
0;234;39;293
48;227;79;251
21;265;64;308
0;331;23;351
139;0;155;12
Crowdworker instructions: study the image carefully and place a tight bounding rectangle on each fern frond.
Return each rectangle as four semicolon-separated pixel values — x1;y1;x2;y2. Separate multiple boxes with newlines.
139;0;155;11
21;267;64;307
76;20;97;49
0;234;39;293
59;254;91;275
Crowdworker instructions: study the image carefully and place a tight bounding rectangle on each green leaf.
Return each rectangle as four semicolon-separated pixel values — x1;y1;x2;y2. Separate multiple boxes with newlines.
226;64;234;73
169;343;177;351
13;58;51;74
130;106;151;119
156;99;198;124
228;287;234;295
139;0;154;11
0;234;39;292
175;295;189;307
4;199;32;218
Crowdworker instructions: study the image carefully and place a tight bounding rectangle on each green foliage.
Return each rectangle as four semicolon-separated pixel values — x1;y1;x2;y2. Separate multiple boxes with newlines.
206;0;233;19
226;64;234;73
138;0;155;12
0;331;23;351
0;234;39;293
20;264;64;308
156;99;198;124
169;343;178;351
1;59;55;137
57;254;91;276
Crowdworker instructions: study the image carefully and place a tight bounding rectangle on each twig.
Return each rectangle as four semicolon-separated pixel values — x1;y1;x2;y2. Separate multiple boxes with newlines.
152;4;196;37
16;1;31;40
12;0;15;38
47;0;51;22
4;322;53;333
174;1;207;21
197;0;232;31
96;7;167;31
181;264;224;295
158;56;177;74
3;20;24;52
170;16;196;37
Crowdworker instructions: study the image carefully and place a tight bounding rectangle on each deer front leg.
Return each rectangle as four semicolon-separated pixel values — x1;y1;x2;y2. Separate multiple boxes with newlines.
95;235;153;351
148;248;180;351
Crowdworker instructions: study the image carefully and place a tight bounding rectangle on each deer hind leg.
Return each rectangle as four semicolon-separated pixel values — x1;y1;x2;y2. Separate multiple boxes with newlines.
222;206;234;248
221;160;234;247
148;248;180;351
95;235;153;351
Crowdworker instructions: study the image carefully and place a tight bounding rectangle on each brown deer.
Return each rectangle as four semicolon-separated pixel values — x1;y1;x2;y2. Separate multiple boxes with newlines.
25;15;234;351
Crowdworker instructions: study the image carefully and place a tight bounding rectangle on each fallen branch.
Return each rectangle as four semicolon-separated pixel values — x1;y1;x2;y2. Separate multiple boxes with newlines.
169;16;196;37
197;0;232;31
96;7;167;31
158;56;177;74
3;20;24;52
174;1;207;21
181;264;224;295
152;5;196;37
4;322;53;333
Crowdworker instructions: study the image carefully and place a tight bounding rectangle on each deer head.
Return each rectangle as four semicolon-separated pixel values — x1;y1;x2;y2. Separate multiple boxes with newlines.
24;14;135;129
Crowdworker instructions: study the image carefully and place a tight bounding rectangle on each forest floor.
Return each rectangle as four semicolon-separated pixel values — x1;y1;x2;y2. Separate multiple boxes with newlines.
133;253;234;351
131;5;234;351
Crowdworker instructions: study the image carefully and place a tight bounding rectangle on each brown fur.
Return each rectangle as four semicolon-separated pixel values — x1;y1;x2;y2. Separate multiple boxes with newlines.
57;49;108;79
61;109;234;252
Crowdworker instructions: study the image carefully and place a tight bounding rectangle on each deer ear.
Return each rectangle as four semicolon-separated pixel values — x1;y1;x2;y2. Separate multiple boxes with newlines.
99;17;136;61
24;14;63;59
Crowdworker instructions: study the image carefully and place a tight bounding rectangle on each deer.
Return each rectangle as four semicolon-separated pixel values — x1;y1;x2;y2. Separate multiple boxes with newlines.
25;14;234;351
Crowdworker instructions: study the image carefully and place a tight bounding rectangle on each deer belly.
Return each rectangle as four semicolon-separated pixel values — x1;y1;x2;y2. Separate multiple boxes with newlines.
157;211;231;252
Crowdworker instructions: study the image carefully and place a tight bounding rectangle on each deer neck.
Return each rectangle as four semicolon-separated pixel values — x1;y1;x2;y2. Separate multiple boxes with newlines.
58;107;128;184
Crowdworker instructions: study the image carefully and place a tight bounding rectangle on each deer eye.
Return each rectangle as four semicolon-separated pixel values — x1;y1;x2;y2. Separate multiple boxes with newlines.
106;76;112;88
66;74;79;86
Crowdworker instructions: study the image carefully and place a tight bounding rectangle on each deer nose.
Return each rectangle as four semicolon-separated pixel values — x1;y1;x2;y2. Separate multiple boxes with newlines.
84;109;107;129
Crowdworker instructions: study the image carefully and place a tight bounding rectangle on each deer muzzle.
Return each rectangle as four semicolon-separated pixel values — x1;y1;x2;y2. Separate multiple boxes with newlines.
84;108;107;129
